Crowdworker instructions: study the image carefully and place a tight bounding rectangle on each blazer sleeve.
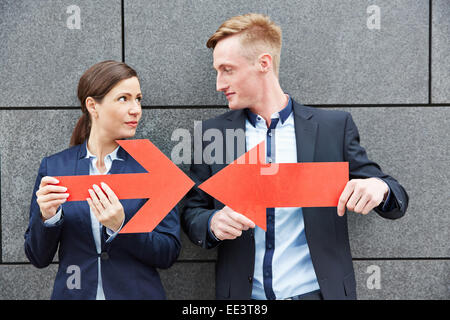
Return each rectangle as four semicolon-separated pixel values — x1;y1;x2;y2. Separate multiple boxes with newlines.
101;205;181;270
143;206;181;269
24;157;64;268
344;113;409;219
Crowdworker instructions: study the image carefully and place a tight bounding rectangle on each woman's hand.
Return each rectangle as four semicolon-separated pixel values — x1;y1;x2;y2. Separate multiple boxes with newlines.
87;182;125;232
36;176;69;221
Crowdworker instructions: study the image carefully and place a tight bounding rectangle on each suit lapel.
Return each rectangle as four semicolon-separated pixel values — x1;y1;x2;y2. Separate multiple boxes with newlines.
292;100;321;250
223;109;247;166
71;141;97;247
293;101;318;163
109;146;129;174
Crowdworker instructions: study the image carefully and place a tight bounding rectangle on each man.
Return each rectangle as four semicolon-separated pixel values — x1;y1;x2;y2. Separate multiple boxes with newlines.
181;13;408;300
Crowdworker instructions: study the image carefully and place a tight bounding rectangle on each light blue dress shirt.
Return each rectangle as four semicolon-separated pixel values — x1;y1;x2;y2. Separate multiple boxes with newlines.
44;144;125;300
244;97;321;300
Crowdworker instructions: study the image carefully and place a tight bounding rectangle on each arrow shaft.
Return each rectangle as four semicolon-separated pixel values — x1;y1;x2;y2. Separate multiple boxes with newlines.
198;141;349;231
258;162;348;207
213;162;348;208
55;173;153;201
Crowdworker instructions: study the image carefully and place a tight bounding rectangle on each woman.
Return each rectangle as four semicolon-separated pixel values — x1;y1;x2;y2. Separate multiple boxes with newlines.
24;60;180;299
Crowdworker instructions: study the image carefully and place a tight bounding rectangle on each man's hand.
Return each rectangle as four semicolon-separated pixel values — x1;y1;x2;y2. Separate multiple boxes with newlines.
210;206;256;240
337;178;389;216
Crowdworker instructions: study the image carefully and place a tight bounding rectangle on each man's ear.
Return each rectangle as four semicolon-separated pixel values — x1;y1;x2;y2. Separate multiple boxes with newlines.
258;53;273;73
85;97;98;119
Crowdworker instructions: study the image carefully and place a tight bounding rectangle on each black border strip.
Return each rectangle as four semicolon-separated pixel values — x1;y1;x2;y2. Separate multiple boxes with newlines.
429;0;432;104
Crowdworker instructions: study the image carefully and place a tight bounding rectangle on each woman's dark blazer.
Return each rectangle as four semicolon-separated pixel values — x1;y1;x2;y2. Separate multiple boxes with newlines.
24;140;181;299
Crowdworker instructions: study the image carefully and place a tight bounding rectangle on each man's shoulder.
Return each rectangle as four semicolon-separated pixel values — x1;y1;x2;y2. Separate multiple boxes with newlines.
200;108;243;129
199;102;353;128
293;100;351;123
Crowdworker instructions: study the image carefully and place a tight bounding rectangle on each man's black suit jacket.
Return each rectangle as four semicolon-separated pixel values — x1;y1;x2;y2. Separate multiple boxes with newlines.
181;100;408;300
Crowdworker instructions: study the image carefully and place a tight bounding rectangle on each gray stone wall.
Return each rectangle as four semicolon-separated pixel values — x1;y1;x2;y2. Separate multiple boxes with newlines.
0;0;448;299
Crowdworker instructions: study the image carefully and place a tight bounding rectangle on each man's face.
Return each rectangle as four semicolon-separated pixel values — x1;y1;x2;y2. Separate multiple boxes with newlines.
213;35;262;110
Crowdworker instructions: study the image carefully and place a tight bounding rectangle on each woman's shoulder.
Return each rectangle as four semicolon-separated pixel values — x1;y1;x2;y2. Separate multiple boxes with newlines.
36;143;84;176
45;143;84;162
40;144;85;172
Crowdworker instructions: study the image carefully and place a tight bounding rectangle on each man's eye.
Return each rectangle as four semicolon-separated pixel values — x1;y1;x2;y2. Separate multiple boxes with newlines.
119;96;126;102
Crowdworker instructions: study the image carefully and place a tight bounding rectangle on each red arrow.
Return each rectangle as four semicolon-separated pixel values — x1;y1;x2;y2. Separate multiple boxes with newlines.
55;139;195;233
199;141;348;231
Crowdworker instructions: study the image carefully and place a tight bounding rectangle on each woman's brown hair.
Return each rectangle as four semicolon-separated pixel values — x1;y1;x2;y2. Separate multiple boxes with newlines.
70;60;138;146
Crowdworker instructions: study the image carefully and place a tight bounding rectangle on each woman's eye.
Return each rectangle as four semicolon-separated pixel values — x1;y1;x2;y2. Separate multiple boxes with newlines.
118;96;126;102
136;97;142;103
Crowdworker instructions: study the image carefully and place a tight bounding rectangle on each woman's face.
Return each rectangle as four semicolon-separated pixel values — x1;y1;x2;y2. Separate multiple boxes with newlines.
91;76;142;140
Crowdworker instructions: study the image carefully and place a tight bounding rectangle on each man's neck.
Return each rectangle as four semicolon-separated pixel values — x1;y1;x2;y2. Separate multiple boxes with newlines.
248;82;288;128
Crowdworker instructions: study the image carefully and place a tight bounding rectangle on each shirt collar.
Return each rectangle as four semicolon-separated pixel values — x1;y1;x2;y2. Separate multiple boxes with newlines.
85;144;122;162
245;96;293;128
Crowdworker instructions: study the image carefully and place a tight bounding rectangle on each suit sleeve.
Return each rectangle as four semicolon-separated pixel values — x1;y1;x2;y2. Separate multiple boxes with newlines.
136;206;181;269
100;203;181;269
24;157;63;268
180;122;222;249
344;113;409;219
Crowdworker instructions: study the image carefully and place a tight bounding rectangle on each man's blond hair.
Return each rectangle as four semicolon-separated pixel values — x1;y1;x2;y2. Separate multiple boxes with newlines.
207;13;282;77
